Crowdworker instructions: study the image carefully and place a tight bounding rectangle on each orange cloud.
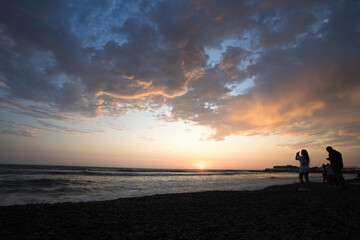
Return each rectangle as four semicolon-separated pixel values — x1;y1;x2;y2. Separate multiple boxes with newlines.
95;88;187;100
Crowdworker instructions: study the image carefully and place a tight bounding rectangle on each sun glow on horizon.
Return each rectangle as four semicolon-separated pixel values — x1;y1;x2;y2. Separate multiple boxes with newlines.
199;165;204;169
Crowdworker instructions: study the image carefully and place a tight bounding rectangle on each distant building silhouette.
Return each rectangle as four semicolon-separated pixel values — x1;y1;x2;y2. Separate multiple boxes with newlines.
265;165;299;172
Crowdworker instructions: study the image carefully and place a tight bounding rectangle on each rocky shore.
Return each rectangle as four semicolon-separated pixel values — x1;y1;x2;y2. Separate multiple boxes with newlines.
1;180;359;239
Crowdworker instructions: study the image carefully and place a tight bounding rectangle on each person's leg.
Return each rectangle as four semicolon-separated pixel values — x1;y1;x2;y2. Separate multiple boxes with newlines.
299;172;304;189
304;172;310;189
333;167;348;190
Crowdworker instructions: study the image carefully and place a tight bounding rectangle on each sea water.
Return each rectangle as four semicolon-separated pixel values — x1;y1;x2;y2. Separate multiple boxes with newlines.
0;164;355;206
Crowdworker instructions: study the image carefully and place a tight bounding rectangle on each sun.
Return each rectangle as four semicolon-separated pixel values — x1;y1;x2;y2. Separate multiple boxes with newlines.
199;165;204;170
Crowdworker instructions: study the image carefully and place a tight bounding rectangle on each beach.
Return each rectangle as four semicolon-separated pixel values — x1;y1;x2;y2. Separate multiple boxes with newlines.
1;180;359;240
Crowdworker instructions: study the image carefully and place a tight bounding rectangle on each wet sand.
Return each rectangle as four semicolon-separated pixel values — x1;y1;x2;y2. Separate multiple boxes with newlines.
1;180;359;239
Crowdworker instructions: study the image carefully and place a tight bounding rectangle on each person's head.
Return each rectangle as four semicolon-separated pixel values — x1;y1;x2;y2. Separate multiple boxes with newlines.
326;146;333;153
301;149;310;163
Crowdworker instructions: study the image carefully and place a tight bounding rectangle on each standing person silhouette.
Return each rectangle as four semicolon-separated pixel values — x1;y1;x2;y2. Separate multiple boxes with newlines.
326;146;348;190
295;149;311;191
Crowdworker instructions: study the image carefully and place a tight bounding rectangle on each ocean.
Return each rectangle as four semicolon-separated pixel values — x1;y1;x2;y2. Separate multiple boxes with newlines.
0;164;355;206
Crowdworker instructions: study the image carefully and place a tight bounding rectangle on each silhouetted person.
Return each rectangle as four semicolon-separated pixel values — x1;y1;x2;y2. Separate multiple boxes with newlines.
326;146;347;190
295;149;311;191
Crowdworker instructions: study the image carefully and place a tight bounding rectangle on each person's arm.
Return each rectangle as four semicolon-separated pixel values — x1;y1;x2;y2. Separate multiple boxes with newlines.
295;152;300;160
326;152;333;162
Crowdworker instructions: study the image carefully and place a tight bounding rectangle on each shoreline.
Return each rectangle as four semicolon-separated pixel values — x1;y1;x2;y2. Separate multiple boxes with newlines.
1;180;359;239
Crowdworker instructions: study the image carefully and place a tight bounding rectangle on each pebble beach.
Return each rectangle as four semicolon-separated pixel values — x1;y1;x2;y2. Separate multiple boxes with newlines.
1;180;359;240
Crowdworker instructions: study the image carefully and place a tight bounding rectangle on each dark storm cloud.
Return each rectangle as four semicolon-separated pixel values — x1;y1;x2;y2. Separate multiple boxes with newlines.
0;0;359;148
161;0;360;148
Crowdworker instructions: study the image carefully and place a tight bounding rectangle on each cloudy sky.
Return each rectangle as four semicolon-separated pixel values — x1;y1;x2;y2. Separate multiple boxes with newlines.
0;0;359;169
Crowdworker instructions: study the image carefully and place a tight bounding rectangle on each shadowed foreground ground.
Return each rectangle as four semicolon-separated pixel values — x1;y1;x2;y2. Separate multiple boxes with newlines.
1;180;359;239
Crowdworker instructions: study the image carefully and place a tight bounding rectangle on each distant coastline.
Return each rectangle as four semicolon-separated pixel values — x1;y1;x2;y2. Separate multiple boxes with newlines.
0;163;280;173
1;163;359;173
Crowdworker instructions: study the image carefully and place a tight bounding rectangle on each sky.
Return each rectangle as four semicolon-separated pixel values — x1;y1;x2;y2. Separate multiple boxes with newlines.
0;0;359;170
